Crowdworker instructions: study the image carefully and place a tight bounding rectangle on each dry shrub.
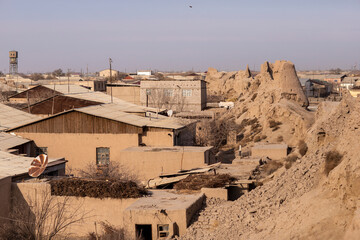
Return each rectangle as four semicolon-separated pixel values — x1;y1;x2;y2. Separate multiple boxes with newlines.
284;155;298;169
277;135;284;142
262;161;283;175
88;221;139;240
324;150;343;176
269;119;282;128
254;135;261;142
261;135;267;140
174;174;236;191
298;140;308;156
50;178;148;199
78;162;138;183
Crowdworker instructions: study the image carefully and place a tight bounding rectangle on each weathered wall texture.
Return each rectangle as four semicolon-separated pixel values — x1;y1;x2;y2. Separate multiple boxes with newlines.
119;147;211;180
0;177;12;225
12;182;138;237
106;86;140;105
14;133;139;171
140;80;206;112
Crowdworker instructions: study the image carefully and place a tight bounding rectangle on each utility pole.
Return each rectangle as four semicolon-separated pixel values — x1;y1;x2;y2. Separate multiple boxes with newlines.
109;58;113;103
67;69;70;93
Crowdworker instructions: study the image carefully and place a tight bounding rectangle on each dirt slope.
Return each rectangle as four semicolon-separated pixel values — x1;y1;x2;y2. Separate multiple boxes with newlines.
204;60;313;147
182;93;360;240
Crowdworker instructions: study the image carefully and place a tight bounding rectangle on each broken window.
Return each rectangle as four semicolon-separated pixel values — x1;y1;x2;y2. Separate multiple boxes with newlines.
96;147;110;166
158;224;169;239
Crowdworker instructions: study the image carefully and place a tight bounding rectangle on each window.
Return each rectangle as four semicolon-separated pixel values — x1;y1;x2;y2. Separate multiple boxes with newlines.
158;224;169;239
35;147;48;156
164;89;173;97
146;89;151;95
96;147;110;166
182;89;192;97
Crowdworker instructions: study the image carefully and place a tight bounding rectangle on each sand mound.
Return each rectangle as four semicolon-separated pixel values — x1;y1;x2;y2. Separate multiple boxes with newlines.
203;60;313;147
182;93;360;240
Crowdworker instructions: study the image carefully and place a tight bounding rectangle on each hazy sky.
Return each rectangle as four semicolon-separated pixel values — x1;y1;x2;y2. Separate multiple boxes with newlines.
0;0;359;73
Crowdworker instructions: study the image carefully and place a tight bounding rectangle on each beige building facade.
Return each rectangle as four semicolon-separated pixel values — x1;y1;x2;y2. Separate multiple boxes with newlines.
106;83;140;105
11;182;204;239
140;80;207;112
98;69;119;78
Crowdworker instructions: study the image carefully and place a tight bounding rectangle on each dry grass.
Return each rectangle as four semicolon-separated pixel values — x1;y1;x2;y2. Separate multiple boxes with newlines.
298;140;308;156
88;221;140;240
284;155;298;169
174;174;236;191
269;119;282;128
262;161;283;175
324;150;343;176
277;135;284;142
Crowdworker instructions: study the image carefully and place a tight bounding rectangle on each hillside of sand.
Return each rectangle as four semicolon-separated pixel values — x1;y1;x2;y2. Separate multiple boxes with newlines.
181;63;360;239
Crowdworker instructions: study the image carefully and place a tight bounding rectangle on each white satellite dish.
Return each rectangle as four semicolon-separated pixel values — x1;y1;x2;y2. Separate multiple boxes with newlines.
167;110;173;117
28;154;48;177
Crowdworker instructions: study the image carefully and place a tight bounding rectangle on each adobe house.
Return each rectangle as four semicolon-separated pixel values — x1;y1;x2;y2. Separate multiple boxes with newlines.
251;143;288;160
106;82;140;105
6;103;196;173
0;151;66;226
11;181;204;239
140;80;207;112
119;146;215;181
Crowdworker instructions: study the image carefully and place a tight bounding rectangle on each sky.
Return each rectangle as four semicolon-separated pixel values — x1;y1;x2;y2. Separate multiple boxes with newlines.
0;0;359;73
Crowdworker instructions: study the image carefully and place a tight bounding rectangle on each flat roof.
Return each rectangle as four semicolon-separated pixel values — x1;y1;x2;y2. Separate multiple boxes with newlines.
65;91;161;113
43;84;91;94
252;143;288;150
121;146;213;153
77;103;186;130
125;190;203;211
0;151;65;179
0;132;32;151
0;103;40;131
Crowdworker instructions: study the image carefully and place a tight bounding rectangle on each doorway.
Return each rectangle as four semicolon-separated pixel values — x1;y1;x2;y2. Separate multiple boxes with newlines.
136;224;152;240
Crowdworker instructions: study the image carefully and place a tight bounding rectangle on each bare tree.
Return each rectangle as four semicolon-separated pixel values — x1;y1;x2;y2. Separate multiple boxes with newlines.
0;189;89;240
78;161;139;183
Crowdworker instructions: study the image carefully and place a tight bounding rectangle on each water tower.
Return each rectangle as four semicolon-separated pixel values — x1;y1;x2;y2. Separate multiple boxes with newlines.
9;50;18;76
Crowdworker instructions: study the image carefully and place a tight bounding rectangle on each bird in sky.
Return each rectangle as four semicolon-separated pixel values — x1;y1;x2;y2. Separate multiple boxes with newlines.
189;5;192;8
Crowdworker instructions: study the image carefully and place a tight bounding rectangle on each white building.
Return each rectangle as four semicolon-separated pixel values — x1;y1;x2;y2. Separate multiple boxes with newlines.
137;70;153;76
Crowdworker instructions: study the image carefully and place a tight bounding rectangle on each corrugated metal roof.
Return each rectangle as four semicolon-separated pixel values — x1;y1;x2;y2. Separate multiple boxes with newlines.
66;91;161;113
0;132;31;151
0;103;41;131
76;103;186;129
43;84;91;94
0;151;64;179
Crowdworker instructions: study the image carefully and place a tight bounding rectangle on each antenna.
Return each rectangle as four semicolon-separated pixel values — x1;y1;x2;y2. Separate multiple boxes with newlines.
28;154;49;177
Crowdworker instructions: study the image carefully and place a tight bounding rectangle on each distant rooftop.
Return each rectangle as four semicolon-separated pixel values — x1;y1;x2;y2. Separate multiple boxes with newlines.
0;103;40;131
66;91;162;113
